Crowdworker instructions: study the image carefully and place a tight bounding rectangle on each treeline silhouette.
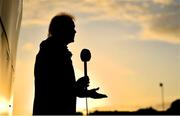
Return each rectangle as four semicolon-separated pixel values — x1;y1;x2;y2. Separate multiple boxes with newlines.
88;99;180;115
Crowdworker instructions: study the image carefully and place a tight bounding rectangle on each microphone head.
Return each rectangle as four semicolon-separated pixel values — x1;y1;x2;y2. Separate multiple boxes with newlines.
80;49;91;62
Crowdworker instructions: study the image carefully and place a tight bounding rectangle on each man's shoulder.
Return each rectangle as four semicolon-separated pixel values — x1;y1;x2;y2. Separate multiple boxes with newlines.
40;37;50;46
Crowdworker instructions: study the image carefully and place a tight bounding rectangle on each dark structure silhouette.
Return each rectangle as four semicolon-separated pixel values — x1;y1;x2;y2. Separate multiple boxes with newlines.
33;13;106;115
166;99;180;114
136;107;158;114
89;99;180;115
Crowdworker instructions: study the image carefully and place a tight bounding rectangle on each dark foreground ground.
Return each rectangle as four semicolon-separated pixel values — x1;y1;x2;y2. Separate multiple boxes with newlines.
77;99;180;115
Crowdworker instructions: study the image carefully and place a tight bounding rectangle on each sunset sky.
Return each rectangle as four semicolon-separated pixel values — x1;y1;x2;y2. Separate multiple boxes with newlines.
13;0;180;114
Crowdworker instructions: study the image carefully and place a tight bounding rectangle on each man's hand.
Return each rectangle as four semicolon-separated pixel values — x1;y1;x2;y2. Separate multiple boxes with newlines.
87;87;107;99
76;76;107;99
76;76;89;89
75;76;89;97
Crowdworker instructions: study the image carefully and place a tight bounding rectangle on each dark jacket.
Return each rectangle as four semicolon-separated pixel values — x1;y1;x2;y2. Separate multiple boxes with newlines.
33;37;76;115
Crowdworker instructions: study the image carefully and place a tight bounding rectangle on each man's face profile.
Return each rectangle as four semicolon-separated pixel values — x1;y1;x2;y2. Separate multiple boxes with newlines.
62;20;76;44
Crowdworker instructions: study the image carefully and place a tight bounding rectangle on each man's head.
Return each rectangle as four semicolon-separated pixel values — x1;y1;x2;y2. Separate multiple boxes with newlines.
48;13;76;44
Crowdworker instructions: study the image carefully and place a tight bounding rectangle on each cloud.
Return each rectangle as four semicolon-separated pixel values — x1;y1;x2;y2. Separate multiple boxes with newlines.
140;0;180;44
86;0;180;44
23;0;180;44
22;0;88;26
85;0;180;44
140;14;180;44
153;0;173;5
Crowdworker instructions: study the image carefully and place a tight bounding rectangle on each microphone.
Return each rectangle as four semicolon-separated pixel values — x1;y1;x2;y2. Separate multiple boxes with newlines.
80;49;91;77
80;48;107;115
80;48;91;115
80;49;91;62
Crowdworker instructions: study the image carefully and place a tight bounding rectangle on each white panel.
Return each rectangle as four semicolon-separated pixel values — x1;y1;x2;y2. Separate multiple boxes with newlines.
0;0;3;16
0;0;22;115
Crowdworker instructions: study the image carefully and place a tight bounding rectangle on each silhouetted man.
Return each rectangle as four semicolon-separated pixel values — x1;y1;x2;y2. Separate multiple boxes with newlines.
33;13;106;115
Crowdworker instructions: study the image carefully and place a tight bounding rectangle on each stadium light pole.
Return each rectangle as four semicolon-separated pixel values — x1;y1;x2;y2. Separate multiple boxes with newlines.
159;82;164;111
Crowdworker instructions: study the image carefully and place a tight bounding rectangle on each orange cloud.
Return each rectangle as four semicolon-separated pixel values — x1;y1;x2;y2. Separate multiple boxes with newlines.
22;0;180;44
153;0;173;5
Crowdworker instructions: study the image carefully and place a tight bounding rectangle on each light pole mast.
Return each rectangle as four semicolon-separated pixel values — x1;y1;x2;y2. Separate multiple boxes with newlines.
159;82;164;111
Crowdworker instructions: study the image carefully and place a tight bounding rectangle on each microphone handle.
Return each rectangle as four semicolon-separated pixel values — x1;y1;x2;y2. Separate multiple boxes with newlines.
84;61;89;115
84;61;88;77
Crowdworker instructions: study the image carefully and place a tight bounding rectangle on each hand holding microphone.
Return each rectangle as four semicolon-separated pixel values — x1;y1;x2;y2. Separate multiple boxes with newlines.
76;48;107;99
75;49;91;93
